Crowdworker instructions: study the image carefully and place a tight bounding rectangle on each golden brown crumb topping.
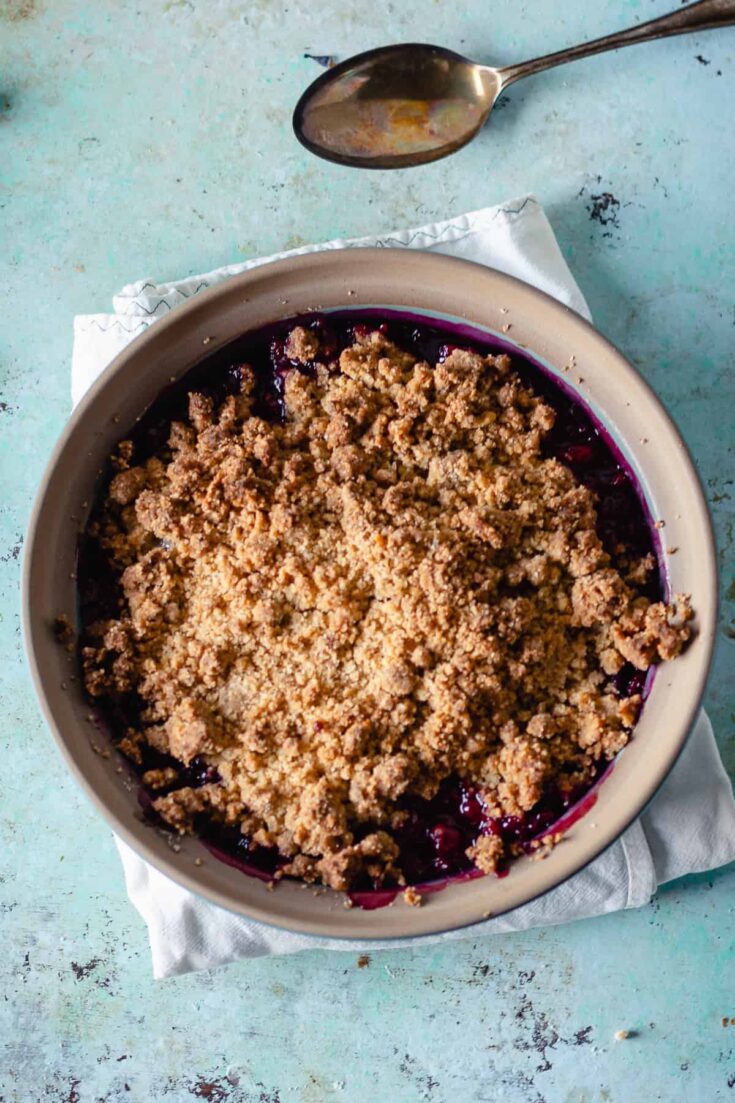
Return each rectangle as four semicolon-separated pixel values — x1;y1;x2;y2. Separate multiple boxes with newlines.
81;327;693;890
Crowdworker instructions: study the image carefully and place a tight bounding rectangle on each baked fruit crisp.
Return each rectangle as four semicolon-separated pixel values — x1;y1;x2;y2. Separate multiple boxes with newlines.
79;314;693;899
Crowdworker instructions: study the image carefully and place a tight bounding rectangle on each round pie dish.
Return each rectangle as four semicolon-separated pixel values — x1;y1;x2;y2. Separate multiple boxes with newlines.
22;249;717;938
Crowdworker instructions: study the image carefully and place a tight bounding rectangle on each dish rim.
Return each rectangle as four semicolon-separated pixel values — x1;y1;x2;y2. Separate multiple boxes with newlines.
22;248;717;938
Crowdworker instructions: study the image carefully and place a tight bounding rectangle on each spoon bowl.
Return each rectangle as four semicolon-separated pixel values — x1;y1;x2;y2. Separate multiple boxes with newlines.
293;1;735;169
293;44;500;169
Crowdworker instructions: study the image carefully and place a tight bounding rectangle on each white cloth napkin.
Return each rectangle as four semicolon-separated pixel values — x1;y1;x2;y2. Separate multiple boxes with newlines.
73;196;735;978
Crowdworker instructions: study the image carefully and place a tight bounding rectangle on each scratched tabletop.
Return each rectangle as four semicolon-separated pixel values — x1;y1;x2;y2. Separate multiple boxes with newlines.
2;1;735;1099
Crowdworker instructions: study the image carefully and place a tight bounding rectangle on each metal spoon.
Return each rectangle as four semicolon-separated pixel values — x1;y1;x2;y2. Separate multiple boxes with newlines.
293;0;735;169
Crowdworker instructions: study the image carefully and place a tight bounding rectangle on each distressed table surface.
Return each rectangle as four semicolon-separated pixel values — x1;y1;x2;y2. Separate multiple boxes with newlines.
2;1;734;1100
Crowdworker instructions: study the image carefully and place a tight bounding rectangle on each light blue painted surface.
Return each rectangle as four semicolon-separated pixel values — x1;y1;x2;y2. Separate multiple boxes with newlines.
2;1;734;1099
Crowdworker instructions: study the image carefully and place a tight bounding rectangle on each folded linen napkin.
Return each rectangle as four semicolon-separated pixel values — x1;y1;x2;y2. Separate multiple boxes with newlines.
73;196;735;978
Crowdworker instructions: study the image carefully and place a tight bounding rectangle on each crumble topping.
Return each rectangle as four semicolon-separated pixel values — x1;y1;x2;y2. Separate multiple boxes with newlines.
53;614;76;652
81;325;693;891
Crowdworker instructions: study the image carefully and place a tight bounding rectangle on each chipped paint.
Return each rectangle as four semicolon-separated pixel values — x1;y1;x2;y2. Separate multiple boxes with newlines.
70;957;101;980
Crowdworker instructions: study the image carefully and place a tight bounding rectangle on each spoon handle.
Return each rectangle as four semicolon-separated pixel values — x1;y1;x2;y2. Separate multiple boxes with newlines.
496;0;735;88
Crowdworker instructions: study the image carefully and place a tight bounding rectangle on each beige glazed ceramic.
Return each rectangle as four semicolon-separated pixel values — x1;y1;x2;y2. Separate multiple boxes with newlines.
23;249;717;938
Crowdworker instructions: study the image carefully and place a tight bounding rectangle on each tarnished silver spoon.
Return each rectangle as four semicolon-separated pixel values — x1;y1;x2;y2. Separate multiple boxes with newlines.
293;0;734;169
